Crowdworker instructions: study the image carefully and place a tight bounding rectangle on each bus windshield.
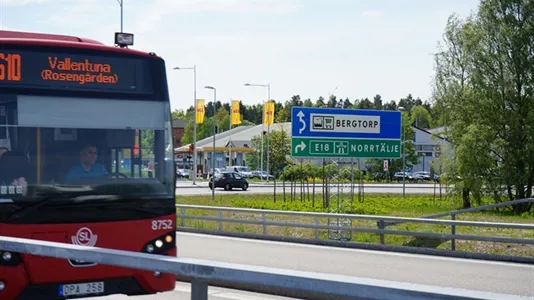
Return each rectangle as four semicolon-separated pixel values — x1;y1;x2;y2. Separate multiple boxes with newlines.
0;94;174;200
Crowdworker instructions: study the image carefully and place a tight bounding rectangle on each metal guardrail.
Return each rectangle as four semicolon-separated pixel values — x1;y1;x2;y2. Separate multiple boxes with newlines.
382;198;534;250
417;197;534;219
175;204;534;263
0;235;528;300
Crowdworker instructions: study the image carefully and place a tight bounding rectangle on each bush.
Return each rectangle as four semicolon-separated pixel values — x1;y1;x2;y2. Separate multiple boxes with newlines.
228;194;447;216
279;162;365;182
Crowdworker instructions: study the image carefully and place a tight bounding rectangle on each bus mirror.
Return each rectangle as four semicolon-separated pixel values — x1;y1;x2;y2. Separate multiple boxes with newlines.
115;32;134;47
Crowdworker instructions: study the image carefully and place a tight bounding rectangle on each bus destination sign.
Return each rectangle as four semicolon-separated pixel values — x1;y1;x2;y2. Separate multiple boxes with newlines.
0;50;152;94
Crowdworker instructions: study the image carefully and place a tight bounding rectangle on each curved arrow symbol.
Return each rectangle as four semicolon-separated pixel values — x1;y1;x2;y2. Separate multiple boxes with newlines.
297;111;306;134
295;141;306;153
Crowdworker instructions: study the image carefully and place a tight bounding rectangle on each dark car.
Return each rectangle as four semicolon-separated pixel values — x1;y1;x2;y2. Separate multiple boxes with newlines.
209;171;249;191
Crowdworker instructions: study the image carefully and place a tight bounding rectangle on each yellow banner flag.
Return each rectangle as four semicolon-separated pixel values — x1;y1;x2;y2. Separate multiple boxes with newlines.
231;100;242;125
195;99;205;124
263;101;275;126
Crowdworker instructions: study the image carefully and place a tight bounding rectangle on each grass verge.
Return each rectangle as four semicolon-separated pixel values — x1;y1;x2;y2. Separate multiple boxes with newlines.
176;193;534;258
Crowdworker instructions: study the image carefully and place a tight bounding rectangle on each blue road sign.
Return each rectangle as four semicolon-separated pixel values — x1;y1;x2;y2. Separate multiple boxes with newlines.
291;107;401;140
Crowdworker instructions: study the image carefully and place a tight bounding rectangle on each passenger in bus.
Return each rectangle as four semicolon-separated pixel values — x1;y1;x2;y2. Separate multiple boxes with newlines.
0;148;29;196
0;146;8;158
64;144;108;183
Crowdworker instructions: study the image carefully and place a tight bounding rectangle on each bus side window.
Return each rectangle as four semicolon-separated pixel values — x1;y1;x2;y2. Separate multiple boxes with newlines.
0;150;30;184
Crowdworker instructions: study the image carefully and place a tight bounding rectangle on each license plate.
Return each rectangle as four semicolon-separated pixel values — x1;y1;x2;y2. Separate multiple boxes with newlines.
58;281;104;297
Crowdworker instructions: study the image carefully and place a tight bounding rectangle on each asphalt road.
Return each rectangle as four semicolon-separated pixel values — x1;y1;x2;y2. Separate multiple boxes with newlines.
175;181;450;196
85;282;296;300
90;233;533;299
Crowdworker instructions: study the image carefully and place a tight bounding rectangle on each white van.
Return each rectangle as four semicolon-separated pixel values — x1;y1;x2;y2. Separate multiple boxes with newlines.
227;165;253;178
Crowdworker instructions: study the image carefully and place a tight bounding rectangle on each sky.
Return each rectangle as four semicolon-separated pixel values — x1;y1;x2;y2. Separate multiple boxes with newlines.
0;0;480;111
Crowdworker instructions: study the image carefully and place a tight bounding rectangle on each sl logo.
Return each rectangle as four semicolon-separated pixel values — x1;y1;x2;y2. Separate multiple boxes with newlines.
69;227;98;267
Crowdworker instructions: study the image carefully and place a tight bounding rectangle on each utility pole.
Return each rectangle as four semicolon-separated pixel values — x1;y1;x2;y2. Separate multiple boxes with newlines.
116;0;124;32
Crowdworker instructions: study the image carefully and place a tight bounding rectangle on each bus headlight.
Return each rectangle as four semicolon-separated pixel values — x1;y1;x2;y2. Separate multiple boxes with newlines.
165;235;173;243
2;252;11;261
142;231;175;255
0;251;21;266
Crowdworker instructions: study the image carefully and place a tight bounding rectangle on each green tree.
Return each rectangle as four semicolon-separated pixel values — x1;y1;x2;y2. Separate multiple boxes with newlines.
267;130;292;175
181;121;194;145
410;105;433;128
373;94;383;110
433;0;534;213
246;135;265;171
172;109;186;120
303;98;314;107
314;96;326;107
276;106;291;122
215;106;229;132
140;130;155;156
246;129;291;175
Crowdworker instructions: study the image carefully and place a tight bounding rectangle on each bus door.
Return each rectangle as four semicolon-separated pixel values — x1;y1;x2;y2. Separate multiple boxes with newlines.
110;147;144;178
107;129;146;178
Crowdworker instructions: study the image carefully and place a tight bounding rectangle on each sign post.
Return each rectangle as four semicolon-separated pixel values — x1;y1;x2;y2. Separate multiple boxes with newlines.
290;107;402;159
290;107;402;242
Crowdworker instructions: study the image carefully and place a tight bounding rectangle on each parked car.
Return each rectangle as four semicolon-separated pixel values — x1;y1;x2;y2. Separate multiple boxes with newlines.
393;171;413;182
251;170;262;179
227;165;253;178
209;171;249;191
412;171;431;182
207;168;223;178
255;170;274;180
176;168;190;179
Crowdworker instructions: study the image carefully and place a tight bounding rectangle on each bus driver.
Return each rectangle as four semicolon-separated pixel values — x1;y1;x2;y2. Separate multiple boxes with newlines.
64;144;108;183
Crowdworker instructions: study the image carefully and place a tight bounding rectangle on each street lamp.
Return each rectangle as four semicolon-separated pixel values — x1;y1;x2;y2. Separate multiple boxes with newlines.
173;66;197;185
398;106;406;198
205;86;217;202
116;0;124;32
244;83;271;181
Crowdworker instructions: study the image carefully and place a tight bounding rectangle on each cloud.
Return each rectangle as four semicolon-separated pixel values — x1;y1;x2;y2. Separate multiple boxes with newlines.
144;0;299;14
134;0;299;33
361;10;384;18
34;0;120;44
41;0;116;26
11;0;299;37
2;0;76;5
2;0;46;5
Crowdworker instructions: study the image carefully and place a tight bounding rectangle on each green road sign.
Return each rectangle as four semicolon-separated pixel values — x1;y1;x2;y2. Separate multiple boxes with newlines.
291;137;401;158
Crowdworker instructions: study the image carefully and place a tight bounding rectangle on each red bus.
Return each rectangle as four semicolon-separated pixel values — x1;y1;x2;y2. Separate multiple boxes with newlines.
0;30;177;300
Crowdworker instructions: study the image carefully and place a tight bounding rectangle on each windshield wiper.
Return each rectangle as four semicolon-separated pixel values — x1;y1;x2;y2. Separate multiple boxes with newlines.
7;193;171;223
7;193;106;222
